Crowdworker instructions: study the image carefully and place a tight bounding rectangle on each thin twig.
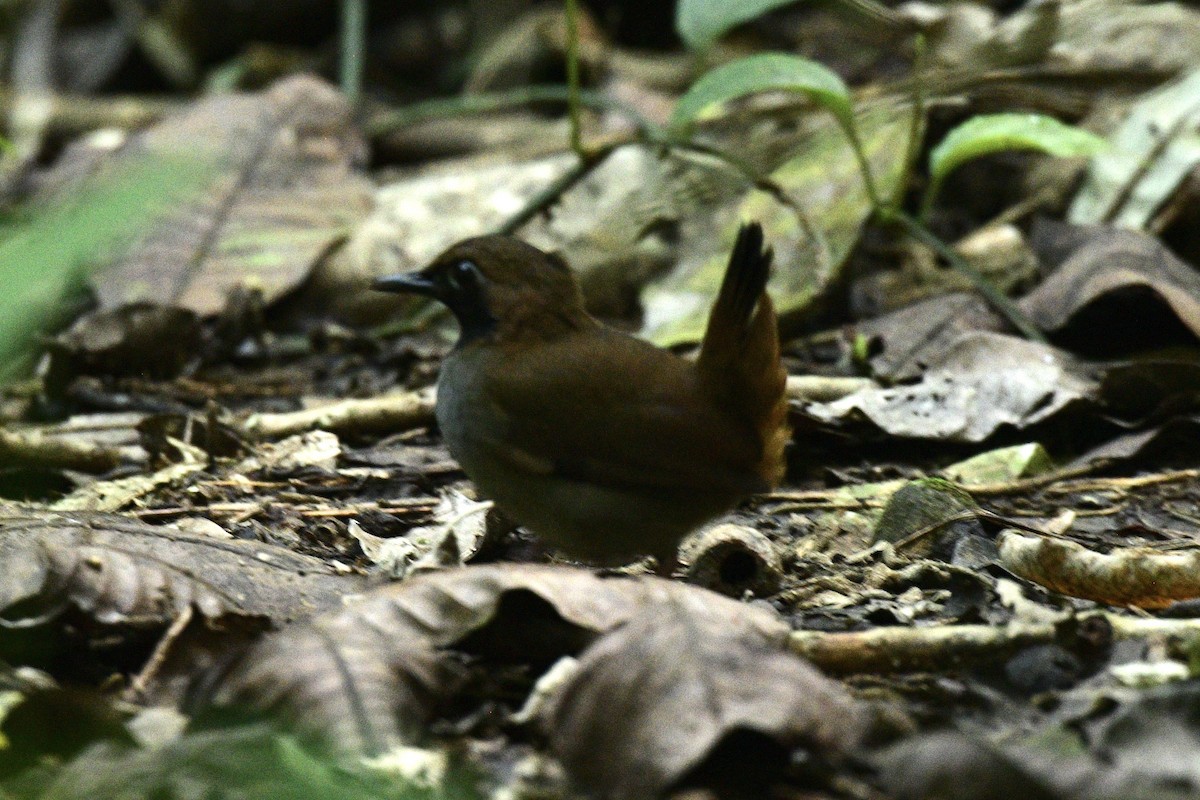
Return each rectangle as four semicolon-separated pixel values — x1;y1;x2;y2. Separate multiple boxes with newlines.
366;85;663;142
564;0;584;157
495;146;616;235
891;209;1046;342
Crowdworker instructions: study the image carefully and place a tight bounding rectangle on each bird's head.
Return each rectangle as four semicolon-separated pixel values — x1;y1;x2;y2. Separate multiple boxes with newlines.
373;235;588;345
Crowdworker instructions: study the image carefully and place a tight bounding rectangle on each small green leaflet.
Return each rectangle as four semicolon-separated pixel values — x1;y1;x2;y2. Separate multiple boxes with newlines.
924;113;1107;214
668;53;852;138
675;0;800;51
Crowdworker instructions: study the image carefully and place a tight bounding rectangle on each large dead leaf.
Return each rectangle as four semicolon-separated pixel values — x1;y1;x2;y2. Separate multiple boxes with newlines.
197;564;789;755
63;76;372;317
856;292;1004;381
804;332;1097;442
539;598;865;800
0;511;360;628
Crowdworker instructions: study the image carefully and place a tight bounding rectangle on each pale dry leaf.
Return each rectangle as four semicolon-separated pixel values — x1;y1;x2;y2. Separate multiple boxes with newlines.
805;332;1096;442
349;490;490;578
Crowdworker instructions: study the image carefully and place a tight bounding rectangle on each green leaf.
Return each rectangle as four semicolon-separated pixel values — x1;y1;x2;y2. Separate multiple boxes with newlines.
675;0;800;51
668;53;853;137
924;113;1107;215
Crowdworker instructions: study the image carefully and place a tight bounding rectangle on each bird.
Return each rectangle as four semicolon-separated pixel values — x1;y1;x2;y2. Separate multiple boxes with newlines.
373;223;789;573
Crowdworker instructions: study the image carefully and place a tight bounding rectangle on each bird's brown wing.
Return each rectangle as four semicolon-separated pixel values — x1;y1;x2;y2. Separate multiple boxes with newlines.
478;328;768;495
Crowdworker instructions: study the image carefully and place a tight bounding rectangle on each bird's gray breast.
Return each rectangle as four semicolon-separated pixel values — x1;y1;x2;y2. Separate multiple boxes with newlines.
434;348;505;479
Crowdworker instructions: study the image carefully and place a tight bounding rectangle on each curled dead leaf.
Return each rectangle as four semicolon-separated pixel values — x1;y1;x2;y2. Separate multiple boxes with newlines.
1020;227;1200;355
540;598;865;799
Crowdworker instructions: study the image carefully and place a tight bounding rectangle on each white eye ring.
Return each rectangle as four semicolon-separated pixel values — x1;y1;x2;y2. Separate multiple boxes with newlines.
447;259;479;290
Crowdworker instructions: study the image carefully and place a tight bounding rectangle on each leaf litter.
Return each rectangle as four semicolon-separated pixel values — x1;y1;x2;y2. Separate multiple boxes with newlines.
13;3;1200;799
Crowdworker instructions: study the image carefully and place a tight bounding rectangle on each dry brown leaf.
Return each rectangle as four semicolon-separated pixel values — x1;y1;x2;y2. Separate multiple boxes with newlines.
197;564;790;755
1020;227;1200;351
47;303;202;379
196;613;454;755
0;511;361;628
540;597;865;799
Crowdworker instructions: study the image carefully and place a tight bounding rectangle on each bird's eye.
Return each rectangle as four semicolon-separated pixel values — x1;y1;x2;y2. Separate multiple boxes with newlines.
447;259;481;291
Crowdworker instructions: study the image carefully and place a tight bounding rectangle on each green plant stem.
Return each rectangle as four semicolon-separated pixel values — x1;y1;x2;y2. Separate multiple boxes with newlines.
564;0;585;156
365;85;664;142
917;176;942;222
895;34;927;212
340;0;367;102
839;119;883;210
890;209;1046;343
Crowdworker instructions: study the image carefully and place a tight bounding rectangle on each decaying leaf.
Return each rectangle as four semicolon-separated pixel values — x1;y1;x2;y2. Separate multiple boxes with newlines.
0;512;360;628
197;610;455;755
197;565;793;757
46;303;203;380
643;101;913;345
856;292;1003;381
539;597;865;800
999;530;1200;609
74;75;371;317
805;332;1096;442
348;490;490;578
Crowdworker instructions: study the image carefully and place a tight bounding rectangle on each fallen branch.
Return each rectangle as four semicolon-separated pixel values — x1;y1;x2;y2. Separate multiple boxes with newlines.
0;426;143;473
786;375;876;403
788;613;1200;674
999;530;1200;609
238;389;436;441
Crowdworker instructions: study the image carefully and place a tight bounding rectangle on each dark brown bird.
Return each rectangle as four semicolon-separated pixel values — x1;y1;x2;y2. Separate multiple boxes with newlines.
373;223;788;571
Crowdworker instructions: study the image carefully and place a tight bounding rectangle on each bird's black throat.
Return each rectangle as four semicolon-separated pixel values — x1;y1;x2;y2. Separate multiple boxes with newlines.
446;296;497;346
